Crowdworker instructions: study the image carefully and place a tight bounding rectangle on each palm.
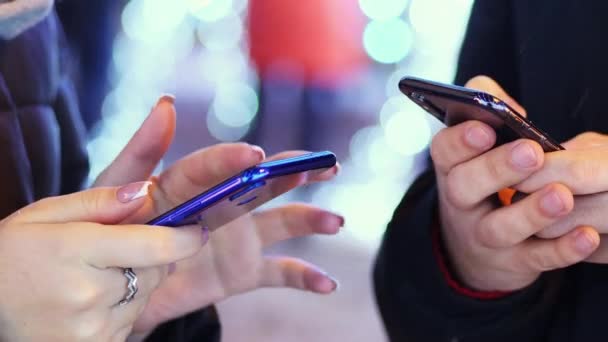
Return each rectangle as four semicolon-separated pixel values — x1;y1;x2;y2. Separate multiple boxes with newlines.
134;215;264;331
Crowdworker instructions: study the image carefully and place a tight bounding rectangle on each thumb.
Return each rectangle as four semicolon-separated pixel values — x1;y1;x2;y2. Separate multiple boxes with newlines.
93;94;176;187
465;75;527;117
15;181;153;224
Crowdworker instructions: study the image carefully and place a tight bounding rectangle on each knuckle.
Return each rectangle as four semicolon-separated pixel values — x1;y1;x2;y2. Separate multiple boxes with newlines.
81;190;104;217
555;240;583;266
152;230;183;263
484;152;503;180
526;247;556;272
466;75;492;88
430;132;449;169
444;168;471;209
73;314;107;341
54;224;88;261
535;224;563;239
528;194;555;226
65;283;103;310
35;196;55;208
476;220;507;248
576;131;603;141
565;159;593;190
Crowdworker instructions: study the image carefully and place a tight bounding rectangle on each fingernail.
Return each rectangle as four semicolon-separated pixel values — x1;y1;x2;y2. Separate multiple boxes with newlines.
540;190;567;216
322;213;345;233
201;226;210;246
117;181;152;203
327;274;340;292
249;145;265;161
156;93;175;107
465;125;492;149
333;163;341;176
315;269;340;292
335;214;345;228
573;230;598;254
510;142;539;169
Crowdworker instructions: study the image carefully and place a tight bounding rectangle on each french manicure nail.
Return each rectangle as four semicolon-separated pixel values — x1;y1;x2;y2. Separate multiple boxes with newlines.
156;93;175;107
333;163;341;176
328;275;340;292
117;181;152;203
250;145;265;161
317;269;339;292
510;142;539;169
465;125;492;149
336;215;345;228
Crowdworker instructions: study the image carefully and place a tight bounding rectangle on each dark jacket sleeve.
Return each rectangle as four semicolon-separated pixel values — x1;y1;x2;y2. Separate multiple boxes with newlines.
373;1;568;341
453;0;521;95
144;307;221;342
0;74;34;219
374;168;568;341
53;77;89;194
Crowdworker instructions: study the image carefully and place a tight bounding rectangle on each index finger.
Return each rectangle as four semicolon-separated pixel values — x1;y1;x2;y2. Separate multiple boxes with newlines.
59;222;206;269
466;75;527;116
262;150;340;198
516;149;608;195
155;143;266;205
430;120;497;175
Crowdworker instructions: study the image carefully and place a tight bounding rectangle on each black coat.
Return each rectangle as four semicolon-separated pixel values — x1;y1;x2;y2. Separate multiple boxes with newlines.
0;11;220;341
374;0;608;341
0;11;88;219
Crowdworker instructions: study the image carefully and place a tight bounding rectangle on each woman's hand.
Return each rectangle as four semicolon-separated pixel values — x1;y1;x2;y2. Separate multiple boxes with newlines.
0;183;206;341
94;96;342;336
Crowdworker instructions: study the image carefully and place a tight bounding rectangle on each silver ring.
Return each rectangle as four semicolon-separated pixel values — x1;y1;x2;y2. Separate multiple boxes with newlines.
118;268;138;306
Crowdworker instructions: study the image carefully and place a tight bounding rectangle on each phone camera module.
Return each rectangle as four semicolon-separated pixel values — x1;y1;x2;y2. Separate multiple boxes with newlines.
411;92;425;102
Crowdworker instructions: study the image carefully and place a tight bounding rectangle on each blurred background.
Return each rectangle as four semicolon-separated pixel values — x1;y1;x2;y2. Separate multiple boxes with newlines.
58;0;474;340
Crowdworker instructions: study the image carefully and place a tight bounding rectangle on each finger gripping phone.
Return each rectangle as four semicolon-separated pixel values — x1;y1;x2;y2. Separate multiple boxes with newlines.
147;151;336;229
399;76;564;152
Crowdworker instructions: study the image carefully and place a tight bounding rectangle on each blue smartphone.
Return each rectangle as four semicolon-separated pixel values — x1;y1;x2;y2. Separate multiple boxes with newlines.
147;151;337;229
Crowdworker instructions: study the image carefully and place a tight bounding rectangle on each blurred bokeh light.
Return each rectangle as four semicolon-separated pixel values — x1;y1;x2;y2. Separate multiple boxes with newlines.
88;0;474;245
363;18;414;64
359;0;409;20
83;1;476;340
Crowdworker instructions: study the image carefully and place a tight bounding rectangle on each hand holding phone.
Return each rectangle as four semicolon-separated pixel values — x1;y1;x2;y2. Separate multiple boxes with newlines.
399;76;597;293
399;76;564;152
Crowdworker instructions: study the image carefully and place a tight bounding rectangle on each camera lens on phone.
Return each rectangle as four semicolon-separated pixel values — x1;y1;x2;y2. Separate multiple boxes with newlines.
411;92;425;102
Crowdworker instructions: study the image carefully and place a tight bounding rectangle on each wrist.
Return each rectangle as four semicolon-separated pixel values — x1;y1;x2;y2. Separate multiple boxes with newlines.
440;229;538;293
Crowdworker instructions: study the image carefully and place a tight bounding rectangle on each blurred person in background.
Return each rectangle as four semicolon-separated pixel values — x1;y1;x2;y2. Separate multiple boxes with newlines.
247;0;369;158
0;1;342;340
374;1;608;341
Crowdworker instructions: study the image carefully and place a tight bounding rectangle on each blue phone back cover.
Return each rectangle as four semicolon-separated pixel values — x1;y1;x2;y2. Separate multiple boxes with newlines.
147;151;336;229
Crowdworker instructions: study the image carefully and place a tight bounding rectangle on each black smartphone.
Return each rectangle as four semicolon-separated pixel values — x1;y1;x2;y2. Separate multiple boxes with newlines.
399;76;564;152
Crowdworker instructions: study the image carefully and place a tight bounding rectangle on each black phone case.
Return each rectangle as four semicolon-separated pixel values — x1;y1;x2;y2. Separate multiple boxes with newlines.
399;76;563;152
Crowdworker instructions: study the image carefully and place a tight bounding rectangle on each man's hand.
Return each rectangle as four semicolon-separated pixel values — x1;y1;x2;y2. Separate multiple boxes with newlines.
433;76;599;292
